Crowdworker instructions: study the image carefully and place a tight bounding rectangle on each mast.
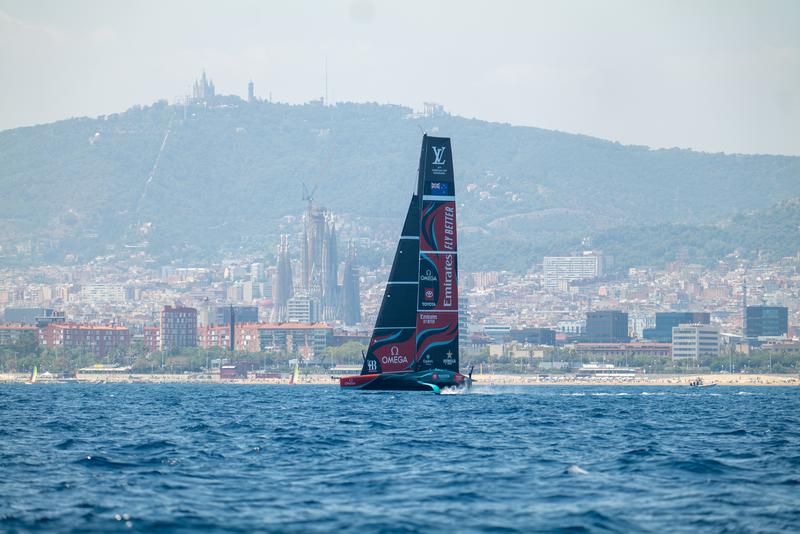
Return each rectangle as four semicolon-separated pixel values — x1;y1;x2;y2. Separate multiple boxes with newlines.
229;305;235;353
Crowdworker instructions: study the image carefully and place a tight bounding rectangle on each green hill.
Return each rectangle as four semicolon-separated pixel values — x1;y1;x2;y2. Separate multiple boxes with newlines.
588;198;800;269
1;98;798;270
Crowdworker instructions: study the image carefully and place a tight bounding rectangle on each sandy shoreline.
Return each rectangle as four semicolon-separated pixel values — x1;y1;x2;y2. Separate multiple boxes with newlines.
1;372;798;386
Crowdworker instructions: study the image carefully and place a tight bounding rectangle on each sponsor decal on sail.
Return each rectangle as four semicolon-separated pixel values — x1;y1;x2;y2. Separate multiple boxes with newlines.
420;269;437;282
417;253;457;311
432;146;446;165
442;204;455;251
381;345;409;366
431;146;447;176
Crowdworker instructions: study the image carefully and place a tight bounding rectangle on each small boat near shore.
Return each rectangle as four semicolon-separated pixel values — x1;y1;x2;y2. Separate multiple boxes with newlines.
25;366;38;385
690;377;717;388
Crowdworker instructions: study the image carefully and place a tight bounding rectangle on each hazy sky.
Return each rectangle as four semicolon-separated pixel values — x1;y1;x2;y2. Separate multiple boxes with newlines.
1;0;798;155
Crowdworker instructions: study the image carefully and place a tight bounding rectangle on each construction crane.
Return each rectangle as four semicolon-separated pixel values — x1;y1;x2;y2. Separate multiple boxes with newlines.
302;182;317;207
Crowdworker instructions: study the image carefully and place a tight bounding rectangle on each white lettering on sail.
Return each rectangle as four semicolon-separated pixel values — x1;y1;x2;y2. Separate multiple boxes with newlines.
432;146;446;165
420;269;437;282
418;313;438;325
443;253;454;308
381;345;409;365
443;205;455;251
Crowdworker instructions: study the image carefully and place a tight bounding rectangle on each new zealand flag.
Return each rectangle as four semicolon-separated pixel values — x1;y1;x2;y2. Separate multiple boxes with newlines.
430;182;449;196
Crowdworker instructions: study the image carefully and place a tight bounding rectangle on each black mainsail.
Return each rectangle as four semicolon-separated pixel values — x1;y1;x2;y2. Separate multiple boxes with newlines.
360;195;420;375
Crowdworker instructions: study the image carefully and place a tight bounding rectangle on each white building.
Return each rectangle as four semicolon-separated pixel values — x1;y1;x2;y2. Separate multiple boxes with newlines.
287;295;320;323
672;324;720;362
79;284;126;305
543;255;603;289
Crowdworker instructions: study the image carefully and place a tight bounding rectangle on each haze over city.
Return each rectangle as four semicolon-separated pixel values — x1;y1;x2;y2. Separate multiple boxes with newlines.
1;0;799;155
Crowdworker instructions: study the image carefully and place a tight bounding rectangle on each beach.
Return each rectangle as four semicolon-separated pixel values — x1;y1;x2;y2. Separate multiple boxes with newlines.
2;371;798;386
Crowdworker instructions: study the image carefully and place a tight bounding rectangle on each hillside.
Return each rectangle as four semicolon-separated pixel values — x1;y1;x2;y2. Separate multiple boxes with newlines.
1;98;799;270
589;198;800;269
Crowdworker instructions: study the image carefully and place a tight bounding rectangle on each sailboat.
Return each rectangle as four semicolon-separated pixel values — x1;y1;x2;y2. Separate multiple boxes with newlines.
340;135;472;394
26;366;38;385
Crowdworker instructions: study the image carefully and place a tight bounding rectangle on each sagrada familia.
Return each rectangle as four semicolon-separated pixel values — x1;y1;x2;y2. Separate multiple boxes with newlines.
270;201;361;326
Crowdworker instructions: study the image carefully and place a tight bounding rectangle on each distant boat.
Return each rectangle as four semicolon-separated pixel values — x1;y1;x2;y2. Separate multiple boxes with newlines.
26;366;38;385
290;361;300;385
690;377;716;388
339;135;472;394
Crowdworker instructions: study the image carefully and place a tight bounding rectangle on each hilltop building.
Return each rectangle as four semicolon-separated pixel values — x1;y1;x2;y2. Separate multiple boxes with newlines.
423;102;445;117
192;70;215;103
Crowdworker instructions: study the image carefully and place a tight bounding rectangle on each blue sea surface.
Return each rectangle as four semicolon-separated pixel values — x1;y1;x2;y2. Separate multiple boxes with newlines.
1;384;799;533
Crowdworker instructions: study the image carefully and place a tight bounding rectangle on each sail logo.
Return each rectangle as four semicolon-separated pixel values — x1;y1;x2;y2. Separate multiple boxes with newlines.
420;269;437;282
442;253;454;307
432;146;446;165
381;345;408;365
443;350;456;366
366;359;377;372
443;205;455;251
423;288;435;301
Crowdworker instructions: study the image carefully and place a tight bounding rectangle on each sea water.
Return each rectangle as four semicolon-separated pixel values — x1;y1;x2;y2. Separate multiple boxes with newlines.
1;384;798;532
